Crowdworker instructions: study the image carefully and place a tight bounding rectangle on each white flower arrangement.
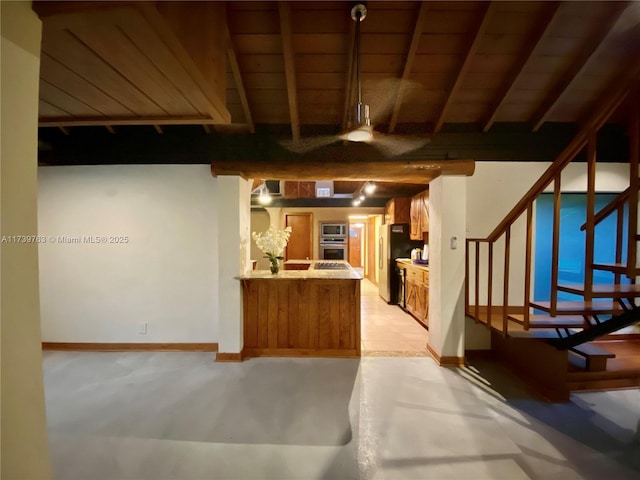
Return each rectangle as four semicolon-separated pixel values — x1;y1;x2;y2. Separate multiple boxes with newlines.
252;225;293;271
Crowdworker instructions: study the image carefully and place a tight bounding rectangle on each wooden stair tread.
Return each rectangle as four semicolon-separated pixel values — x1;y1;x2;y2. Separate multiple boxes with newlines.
557;283;640;298
568;342;616;372
570;343;616;358
529;300;623;315
508;314;586;328
507;329;562;339
592;263;640;273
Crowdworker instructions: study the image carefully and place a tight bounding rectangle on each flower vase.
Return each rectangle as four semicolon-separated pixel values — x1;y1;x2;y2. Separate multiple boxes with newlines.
270;259;280;274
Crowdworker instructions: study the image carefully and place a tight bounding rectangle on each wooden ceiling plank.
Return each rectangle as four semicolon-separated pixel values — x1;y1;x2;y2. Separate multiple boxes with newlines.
39;99;71;117
481;2;561;132
68;22;198;115
39;79;104;117
433;2;497;133
39;116;224;127
113;9;225;118
389;1;429;133
278;2;300;142
211;159;475;184
226;26;255;133
40;53;132;116
530;3;630;132
155;2;227;107
41;27;166;116
136;3;231;124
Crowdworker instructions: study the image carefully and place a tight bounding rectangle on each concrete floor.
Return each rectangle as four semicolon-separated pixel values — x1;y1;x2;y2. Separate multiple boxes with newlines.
43;351;640;480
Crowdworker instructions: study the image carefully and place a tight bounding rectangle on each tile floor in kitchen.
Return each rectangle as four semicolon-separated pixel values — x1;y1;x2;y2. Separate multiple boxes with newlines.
359;278;429;356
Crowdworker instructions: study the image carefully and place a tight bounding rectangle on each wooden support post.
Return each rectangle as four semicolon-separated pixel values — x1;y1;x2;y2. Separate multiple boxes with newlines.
551;173;562;316
524;202;533;329
475;241;480;322
465;239;470;317
584;129;596;301
487;242;493;325
628;91;639;278
503;227;511;336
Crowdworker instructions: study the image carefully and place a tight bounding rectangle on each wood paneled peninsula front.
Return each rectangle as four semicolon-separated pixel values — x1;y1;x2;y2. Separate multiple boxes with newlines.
237;261;361;359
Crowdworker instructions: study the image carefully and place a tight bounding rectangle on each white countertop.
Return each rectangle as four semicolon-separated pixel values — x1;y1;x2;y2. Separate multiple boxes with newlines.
396;258;429;272
238;260;362;280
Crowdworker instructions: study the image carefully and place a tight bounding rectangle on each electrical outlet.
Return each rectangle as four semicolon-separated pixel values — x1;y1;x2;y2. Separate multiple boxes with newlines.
138;322;148;334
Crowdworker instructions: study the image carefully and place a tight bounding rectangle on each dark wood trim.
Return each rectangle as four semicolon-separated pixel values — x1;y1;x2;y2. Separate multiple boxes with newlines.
388;1;429;133
482;1;561;132
530;3;629;132
42;342;218;352
215;351;245;362
211;159;475;184
226;25;255;133
433;1;496;133
278;1;300;142
427;343;465;367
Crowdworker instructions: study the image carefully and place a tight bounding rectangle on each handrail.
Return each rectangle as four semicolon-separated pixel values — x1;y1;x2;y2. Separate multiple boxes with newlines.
579;187;631;231
482;64;640;243
465;65;640;336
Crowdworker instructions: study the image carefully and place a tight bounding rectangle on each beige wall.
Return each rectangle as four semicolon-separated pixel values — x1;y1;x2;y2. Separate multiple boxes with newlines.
0;2;52;478
38;165;219;343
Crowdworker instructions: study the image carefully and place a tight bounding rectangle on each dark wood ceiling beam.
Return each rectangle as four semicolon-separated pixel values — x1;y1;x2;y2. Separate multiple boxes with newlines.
482;2;561;133
433;2;497;134
278;2;300;142
530;2;630;132
389;1;429;134
226;26;255;133
211;159;475;184
39;116;228;127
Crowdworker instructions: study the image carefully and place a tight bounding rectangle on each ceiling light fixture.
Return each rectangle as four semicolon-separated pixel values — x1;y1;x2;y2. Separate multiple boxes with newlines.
347;4;372;143
364;182;376;195
258;181;272;205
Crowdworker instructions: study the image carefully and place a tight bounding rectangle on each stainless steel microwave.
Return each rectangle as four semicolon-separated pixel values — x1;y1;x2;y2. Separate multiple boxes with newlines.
321;223;347;237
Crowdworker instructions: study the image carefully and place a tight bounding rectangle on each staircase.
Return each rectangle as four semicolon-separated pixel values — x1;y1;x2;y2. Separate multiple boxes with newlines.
465;73;640;401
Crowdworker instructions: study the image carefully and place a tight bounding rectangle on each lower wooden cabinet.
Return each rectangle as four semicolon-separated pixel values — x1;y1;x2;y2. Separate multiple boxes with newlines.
404;264;429;327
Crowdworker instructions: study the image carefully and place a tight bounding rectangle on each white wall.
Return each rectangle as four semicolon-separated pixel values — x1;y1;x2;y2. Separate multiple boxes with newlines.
1;2;52;478
38;165;218;343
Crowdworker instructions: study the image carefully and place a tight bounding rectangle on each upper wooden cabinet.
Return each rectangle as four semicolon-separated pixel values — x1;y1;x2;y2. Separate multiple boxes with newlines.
410;190;429;240
283;181;316;198
384;197;411;225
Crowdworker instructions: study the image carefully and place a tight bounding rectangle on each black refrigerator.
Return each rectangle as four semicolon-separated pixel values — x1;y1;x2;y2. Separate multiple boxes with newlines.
378;223;423;304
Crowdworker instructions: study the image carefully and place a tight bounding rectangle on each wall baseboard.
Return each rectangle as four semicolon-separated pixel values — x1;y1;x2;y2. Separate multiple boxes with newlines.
215;351;245;362
42;342;218;352
427;343;465;367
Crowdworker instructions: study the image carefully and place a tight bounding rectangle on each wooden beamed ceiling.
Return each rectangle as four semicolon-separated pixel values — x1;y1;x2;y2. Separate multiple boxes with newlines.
33;1;640;200
34;1;640;137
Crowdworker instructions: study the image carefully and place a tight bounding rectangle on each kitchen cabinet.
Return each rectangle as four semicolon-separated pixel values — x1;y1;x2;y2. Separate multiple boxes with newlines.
410;190;429;240
403;262;429;328
283;181;316;198
385;197;411;224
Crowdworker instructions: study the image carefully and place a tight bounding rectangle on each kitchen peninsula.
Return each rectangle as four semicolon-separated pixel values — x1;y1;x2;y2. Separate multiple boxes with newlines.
237;261;361;359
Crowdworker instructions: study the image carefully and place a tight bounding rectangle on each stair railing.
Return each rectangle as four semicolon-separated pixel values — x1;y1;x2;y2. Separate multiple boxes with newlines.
465;68;640;337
